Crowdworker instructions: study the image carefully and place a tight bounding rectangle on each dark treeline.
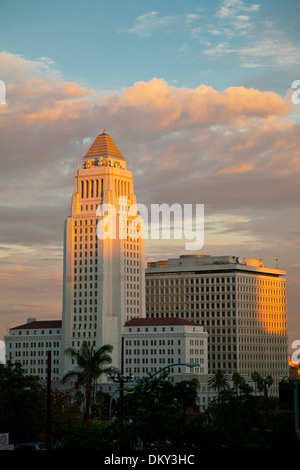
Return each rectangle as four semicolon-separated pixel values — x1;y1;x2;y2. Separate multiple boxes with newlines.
1;360;299;451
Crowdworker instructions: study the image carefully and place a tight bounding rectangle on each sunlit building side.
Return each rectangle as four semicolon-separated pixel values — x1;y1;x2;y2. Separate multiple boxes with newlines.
62;131;145;375
145;254;288;394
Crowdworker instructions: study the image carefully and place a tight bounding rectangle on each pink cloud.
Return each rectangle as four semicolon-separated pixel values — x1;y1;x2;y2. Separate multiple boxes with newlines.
0;52;298;219
217;163;255;175
117;78;289;131
0;264;26;280
0;53;299;352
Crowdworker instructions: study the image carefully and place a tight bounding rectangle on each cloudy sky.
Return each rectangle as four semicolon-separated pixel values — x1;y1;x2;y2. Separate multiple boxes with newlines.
0;0;299;356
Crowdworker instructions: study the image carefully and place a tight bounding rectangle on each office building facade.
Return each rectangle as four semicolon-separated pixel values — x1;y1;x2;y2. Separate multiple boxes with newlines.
5;318;62;382
122;317;208;380
146;255;288;390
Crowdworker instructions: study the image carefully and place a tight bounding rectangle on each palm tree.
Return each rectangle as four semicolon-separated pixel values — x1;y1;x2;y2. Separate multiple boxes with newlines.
208;370;230;396
262;375;273;428
251;371;263;394
63;341;117;428
250;372;273;427
232;372;246;395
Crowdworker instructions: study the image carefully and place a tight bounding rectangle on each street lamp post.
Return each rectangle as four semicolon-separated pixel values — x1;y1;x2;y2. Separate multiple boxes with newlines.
107;374;135;423
46;350;52;451
107;338;135;424
147;362;200;380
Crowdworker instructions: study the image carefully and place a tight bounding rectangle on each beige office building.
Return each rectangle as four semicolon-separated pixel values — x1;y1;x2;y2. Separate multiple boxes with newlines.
62;131;145;374
145;255;288;391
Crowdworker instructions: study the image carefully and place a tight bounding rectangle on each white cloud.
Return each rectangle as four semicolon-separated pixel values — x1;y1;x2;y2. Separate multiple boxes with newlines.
199;0;300;70
217;0;260;19
0;52;61;84
119;11;200;37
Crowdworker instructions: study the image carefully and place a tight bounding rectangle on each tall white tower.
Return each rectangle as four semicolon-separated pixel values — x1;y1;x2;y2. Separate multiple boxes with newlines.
62;131;145;374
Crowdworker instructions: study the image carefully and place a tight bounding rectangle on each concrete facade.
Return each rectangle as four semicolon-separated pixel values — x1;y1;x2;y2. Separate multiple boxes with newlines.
62;132;145;374
122;317;208;380
5;318;63;382
145;254;289;393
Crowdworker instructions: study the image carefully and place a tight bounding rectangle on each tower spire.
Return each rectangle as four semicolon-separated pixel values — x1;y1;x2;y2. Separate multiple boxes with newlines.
85;131;123;159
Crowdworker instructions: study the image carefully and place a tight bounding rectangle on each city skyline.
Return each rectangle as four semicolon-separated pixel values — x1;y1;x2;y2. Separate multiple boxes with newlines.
0;0;299;359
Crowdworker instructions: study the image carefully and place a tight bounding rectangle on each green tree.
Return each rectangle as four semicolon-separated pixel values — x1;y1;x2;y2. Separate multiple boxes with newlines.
208;370;230;396
63;342;117;428
232;372;246;395
207;387;263;450
124;374;200;449
0;361;45;444
250;372;274;428
50;388;83;439
251;371;263;394
94;389;111;421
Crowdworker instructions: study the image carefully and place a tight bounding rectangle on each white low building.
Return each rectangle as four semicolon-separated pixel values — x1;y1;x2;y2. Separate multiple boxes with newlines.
4;318;63;382
122;317;208;381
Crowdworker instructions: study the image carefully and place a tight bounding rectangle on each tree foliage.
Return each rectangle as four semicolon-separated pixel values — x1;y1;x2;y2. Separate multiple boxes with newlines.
1;360;300;451
208;370;230;395
0;361;45;443
63;341;117;428
123;373;200;450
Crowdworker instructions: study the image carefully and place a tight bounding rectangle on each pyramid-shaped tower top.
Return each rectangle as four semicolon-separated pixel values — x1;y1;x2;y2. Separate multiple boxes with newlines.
84;131;123;159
